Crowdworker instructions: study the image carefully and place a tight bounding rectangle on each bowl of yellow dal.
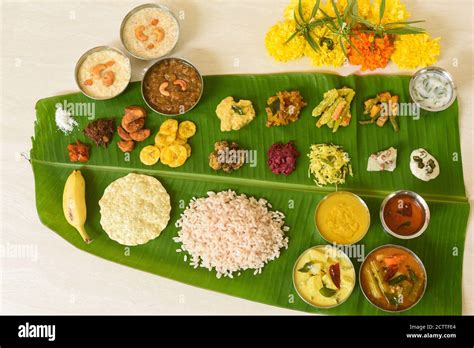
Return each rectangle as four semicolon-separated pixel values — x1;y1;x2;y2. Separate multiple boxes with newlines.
315;191;370;245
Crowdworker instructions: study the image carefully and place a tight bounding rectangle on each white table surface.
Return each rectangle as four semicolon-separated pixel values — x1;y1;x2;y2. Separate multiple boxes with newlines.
1;0;472;315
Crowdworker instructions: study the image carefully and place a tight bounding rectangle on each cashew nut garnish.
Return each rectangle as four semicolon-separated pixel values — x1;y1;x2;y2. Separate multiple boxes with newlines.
154;27;165;43
135;25;148;41
102;71;115;87
147;43;155;49
84;79;93;86
159;82;170;96
151;18;159;26
91;64;107;79
173;79;187;91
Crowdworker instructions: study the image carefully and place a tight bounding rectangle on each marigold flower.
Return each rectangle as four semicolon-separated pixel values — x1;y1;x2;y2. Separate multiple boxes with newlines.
348;32;395;71
367;0;410;25
391;34;440;69
265;20;306;62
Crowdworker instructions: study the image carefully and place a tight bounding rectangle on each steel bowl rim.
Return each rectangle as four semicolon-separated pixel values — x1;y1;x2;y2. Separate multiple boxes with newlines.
74;45;131;100
379;190;430;240
292;244;356;309
119;3;180;61
140;56;204;117
358;243;428;313
314;191;371;246
409;66;457;112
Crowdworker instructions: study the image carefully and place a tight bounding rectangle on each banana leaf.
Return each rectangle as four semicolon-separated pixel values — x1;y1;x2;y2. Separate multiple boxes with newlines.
31;73;470;315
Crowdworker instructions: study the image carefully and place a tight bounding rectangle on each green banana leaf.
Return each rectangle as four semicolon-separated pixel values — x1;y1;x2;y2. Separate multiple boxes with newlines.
31;72;470;315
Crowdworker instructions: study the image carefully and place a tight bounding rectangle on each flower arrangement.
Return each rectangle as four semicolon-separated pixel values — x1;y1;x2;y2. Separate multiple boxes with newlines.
265;0;441;70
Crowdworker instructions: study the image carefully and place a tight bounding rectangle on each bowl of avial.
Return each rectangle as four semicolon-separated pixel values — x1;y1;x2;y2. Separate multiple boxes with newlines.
315;191;370;245
293;245;356;309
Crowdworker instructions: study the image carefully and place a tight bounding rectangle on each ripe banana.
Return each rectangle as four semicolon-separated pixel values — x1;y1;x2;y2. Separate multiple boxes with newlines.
62;170;92;244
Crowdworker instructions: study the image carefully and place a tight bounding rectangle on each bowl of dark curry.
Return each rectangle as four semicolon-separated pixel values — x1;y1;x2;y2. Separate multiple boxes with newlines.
141;57;203;116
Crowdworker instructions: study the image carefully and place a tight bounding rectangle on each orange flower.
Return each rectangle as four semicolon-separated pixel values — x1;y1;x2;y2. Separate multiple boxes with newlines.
348;32;394;71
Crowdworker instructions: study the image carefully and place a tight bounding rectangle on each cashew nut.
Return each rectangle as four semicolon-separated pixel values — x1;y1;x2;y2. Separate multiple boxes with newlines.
91;64;107;79
154;27;165;43
173;79;187;91
83;79;93;86
159;82;170;96
135;25;148;41
102;71;115;87
147;43;155;49
151;18;159;26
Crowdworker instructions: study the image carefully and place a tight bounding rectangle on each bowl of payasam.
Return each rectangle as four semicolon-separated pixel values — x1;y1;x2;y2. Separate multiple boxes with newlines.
359;244;427;312
293;245;356;309
314;191;371;245
141;57;203;116
120;3;180;60
75;46;131;100
380;190;430;239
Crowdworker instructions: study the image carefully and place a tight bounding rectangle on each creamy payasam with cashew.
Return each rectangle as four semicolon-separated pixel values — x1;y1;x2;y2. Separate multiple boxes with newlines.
143;58;202;115
77;49;131;99
122;6;179;60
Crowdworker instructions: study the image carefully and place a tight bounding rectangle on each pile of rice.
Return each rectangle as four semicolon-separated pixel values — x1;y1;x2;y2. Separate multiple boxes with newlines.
174;190;289;278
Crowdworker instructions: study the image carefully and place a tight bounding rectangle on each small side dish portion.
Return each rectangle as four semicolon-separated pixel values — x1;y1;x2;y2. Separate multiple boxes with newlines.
142;58;203;115
360;245;427;312
409;148;440;181
151;119;196;167
267;141;299;176
367;147;397;172
55;105;77;135
293;245;355;308
76;47;131;99
215;97;256;131
121;4;179;60
312;87;355;132
84;119;115;147
67;140;90;163
117;106;150;153
265;90;306;127
308;144;352;187
209;141;245;173
359;91;399;132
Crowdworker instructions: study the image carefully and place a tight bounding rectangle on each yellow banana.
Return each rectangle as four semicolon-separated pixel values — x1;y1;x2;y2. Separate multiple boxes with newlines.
62;170;92;244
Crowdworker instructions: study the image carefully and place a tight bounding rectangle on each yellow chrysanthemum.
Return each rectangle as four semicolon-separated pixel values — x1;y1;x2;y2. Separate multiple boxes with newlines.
391;34;440;69
265;20;306;62
304;27;346;67
367;0;410;25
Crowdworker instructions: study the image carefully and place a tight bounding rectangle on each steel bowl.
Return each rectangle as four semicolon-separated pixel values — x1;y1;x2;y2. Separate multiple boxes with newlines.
314;191;371;246
120;3;180;61
293;245;356;309
74;46;131;100
141;57;204;116
359;244;427;313
409;66;457;112
380;190;430;240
